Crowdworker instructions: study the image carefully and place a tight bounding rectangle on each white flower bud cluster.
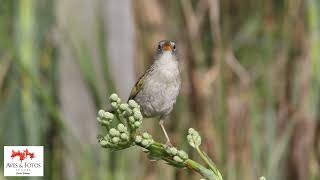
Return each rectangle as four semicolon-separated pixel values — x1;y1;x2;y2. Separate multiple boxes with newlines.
135;132;154;148
187;128;201;148
109;93;122;110
97;110;114;127
106;93;143;129
123;100;143;129
98;93;144;150
98;123;130;148
166;147;189;163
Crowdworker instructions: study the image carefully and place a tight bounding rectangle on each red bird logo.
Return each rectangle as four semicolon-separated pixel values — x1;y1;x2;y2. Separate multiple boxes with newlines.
11;149;35;162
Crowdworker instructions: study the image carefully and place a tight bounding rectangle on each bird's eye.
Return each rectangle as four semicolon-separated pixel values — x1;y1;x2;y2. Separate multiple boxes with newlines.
173;44;176;50
158;44;161;50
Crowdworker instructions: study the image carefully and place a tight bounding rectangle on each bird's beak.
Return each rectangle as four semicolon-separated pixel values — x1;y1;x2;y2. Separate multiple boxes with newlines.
162;43;173;51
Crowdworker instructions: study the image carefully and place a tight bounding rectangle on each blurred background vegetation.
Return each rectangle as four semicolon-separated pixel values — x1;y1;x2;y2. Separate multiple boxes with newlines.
0;0;320;180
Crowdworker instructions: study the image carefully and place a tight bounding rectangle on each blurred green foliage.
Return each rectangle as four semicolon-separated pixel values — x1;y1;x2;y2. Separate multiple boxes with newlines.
0;0;320;180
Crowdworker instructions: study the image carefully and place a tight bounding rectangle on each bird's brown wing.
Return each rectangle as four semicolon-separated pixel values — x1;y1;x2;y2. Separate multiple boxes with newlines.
128;76;144;100
128;65;154;101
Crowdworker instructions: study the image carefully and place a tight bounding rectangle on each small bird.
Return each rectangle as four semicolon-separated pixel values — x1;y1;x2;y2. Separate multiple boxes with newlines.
128;40;181;146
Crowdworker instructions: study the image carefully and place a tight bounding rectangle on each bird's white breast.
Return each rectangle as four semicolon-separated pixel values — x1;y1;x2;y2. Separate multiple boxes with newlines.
135;52;181;118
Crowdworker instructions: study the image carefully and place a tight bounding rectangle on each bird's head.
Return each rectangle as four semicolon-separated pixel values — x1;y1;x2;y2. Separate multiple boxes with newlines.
156;40;177;55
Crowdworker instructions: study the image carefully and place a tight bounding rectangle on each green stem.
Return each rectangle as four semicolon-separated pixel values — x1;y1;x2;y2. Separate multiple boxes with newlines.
137;142;218;180
196;146;223;180
114;111;125;125
185;159;217;180
196;146;216;172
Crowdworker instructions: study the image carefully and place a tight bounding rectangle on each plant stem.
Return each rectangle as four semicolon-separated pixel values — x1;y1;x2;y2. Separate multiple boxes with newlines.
184;159;217;180
136;142;219;180
196;146;223;180
196;147;215;171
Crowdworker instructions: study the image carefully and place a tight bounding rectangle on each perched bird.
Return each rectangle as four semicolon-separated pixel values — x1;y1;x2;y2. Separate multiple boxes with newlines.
128;40;181;146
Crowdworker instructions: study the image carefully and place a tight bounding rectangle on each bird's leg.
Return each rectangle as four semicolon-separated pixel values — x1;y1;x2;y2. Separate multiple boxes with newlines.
159;119;172;146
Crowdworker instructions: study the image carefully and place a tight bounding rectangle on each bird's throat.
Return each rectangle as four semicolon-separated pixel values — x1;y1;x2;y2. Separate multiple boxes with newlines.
158;52;175;62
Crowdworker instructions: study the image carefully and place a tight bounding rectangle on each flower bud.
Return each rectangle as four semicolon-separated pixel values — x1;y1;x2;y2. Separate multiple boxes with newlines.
132;108;140;113
133;111;143;120
112;137;120;144
98;110;105;117
187;128;201;148
109;93;119;102
141;139;149;147
103;112;114;119
128;100;139;109
116;98;121;104
99;139;108;147
260;177;266;180
178;150;188;160
135;135;142;143
117;123;127;132
134;121;141;128
98;118;110;126
111;102;118;109
188;128;196;134
128;116;135;123
109;128;120;137
105;120;111;125
173;156;183;163
120;133;129;140
124;108;132;115
169;147;178;155
142;132;150;139
119;103;128;111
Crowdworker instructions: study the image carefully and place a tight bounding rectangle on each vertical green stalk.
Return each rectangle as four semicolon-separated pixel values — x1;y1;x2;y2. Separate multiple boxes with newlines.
17;0;40;145
307;0;320;112
307;4;320;179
